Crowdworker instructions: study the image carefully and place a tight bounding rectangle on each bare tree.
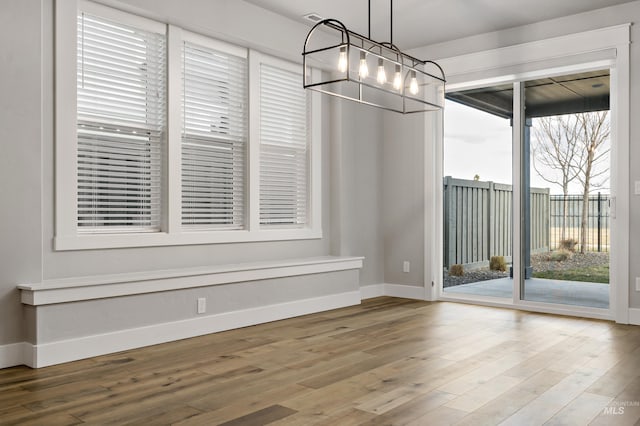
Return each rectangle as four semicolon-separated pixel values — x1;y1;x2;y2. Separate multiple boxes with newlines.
573;111;610;254
532;115;583;240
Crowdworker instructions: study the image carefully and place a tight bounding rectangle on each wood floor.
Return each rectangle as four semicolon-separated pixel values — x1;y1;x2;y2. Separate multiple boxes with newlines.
1;297;640;425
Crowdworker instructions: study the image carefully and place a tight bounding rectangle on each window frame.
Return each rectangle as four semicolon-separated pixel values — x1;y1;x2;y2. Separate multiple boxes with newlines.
177;30;249;232
55;0;322;250
250;51;320;232
74;8;167;234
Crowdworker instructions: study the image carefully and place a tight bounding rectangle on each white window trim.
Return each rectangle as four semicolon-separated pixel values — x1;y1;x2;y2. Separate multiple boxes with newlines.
55;0;322;250
430;24;630;324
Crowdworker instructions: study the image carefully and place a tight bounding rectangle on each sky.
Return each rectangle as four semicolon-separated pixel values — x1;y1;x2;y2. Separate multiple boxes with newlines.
443;100;610;195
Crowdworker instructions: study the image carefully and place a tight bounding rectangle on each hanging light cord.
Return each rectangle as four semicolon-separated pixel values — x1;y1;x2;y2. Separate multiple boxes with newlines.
390;0;393;45
368;0;371;39
368;0;394;44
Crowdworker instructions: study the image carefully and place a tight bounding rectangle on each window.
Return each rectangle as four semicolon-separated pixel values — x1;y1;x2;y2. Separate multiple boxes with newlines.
181;39;247;230
259;63;309;227
55;1;321;250
76;11;166;232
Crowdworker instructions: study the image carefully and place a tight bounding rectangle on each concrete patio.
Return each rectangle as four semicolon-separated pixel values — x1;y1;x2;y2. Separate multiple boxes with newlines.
444;277;609;309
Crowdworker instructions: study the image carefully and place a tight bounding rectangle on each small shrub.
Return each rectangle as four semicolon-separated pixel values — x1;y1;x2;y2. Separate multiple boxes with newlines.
559;238;578;252
489;256;507;272
449;264;464;276
549;249;573;262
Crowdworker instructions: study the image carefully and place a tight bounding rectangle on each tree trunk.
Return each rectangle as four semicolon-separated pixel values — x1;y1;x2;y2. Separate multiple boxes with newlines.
561;183;568;242
580;152;594;254
580;191;588;254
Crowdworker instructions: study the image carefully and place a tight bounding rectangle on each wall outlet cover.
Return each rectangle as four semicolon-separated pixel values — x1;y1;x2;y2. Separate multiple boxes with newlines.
197;297;206;314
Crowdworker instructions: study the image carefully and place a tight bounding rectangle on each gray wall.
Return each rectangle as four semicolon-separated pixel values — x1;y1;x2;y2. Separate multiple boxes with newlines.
0;0;345;348
0;0;388;349
330;99;385;286
0;0;44;345
37;0;345;344
0;0;395;351
382;113;427;286
36;270;359;343
330;101;429;288
410;0;640;309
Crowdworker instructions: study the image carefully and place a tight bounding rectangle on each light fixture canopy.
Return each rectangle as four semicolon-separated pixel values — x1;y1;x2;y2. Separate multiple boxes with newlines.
302;3;445;114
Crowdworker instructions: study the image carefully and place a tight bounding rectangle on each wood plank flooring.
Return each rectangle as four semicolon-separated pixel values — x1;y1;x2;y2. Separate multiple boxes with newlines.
1;297;640;425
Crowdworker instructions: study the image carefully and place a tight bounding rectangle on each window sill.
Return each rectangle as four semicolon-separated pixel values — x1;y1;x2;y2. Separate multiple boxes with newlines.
54;228;323;251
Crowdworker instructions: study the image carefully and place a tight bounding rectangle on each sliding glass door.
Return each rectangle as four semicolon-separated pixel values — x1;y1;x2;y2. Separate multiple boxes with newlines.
442;85;513;300
442;67;612;313
521;71;611;309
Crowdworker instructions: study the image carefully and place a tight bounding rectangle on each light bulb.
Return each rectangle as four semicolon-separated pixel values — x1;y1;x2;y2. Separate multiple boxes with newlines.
376;58;387;84
358;51;369;79
393;65;402;90
338;47;348;73
409;70;419;95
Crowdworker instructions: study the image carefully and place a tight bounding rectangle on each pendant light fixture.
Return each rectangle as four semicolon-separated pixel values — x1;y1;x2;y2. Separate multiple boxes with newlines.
302;0;445;114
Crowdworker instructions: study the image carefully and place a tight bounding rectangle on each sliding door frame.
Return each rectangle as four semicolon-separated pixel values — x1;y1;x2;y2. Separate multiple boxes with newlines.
432;25;630;323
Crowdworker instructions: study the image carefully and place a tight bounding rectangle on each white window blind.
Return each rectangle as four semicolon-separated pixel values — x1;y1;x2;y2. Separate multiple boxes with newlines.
181;41;247;229
76;12;166;232
259;64;309;226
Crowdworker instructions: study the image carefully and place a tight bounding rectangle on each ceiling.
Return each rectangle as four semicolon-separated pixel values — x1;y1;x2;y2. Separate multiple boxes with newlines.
245;0;632;48
447;70;610;119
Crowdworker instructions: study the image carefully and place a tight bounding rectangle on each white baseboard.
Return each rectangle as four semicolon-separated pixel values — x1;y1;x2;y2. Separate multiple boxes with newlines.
629;308;640;325
360;284;385;299
360;283;426;301
28;291;361;368
384;283;426;300
0;342;30;369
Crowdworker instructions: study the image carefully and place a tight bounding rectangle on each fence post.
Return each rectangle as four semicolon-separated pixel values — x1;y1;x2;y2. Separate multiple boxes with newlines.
487;181;494;260
546;190;551;251
597;192;602;252
544;188;550;252
444;177;455;268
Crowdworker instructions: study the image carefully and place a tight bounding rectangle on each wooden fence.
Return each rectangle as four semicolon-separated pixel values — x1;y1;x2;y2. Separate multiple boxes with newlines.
443;177;550;269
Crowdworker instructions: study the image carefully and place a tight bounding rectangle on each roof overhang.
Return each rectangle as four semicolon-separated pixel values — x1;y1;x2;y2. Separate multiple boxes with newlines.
446;70;610;119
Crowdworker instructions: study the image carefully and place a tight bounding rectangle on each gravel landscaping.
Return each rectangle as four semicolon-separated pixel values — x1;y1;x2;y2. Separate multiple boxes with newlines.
443;251;609;288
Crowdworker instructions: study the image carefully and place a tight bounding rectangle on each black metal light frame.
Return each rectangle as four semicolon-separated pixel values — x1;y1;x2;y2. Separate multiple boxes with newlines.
302;1;445;114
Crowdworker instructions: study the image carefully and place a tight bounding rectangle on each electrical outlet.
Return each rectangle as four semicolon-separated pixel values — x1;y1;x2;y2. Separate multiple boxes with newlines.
635;181;640;195
403;261;410;273
636;277;640;292
197;297;206;314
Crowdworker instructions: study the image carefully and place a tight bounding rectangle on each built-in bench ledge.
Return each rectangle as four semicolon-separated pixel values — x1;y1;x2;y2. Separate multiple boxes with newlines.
19;256;364;306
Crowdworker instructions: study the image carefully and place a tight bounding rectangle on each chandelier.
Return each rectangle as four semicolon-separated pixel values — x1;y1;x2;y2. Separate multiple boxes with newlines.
302;0;445;114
